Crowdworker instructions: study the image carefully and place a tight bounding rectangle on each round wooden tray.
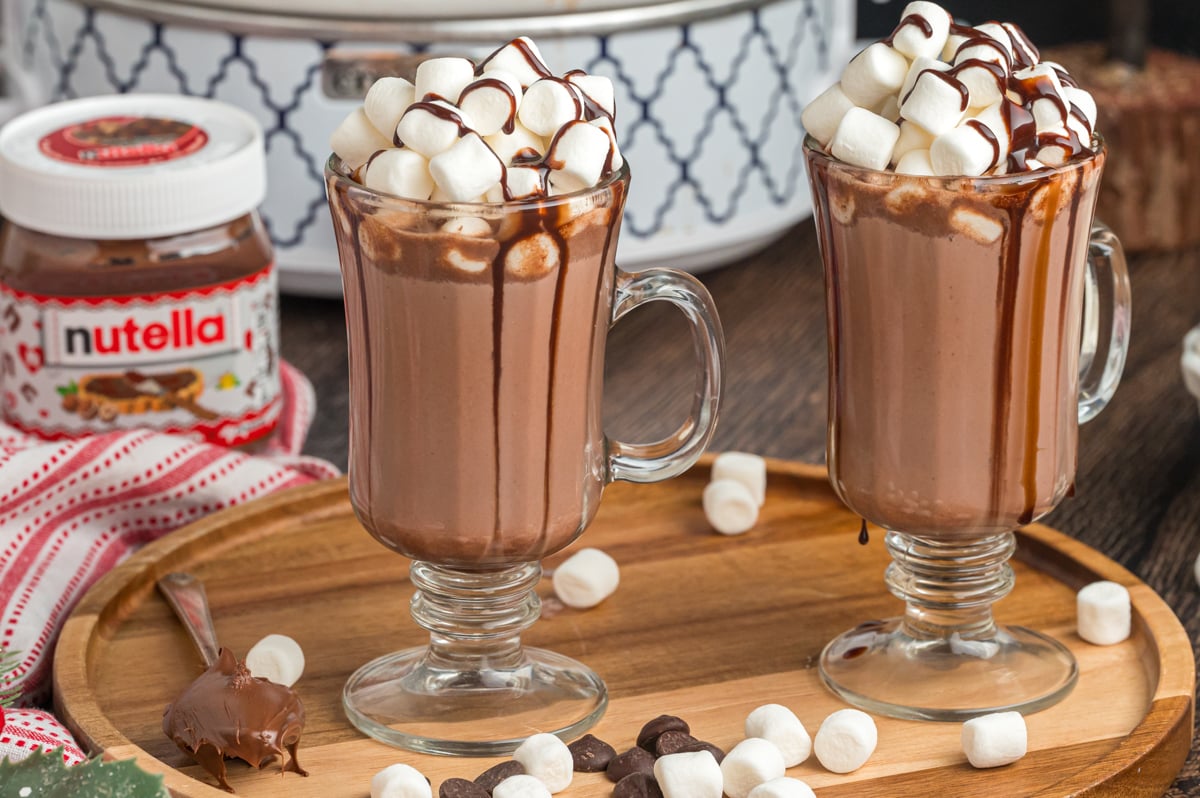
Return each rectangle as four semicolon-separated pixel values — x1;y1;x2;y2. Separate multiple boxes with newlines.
53;458;1194;797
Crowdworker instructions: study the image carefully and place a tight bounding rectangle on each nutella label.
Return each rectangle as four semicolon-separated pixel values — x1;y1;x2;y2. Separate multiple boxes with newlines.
39;115;209;167
0;264;280;447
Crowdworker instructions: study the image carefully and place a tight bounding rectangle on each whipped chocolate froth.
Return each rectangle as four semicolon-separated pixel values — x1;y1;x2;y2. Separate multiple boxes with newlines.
162;647;307;793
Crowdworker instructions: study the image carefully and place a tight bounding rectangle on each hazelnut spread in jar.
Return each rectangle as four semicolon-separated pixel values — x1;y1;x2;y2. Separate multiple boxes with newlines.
0;95;279;446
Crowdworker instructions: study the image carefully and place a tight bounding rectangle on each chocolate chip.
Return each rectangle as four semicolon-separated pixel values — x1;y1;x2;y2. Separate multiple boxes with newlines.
568;733;616;772
440;778;490;798
677;739;726;763
474;761;524;794
653;729;700;757
636;714;689;752
606;746;656;783
613;772;664;798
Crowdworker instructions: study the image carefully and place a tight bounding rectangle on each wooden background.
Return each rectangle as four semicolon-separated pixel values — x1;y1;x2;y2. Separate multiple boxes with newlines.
277;221;1200;795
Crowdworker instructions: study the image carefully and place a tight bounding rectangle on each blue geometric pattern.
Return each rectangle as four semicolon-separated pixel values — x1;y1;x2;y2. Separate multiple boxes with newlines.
13;0;839;263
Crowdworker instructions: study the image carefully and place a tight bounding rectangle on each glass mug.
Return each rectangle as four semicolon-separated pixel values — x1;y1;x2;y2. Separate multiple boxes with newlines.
326;159;724;753
806;139;1130;720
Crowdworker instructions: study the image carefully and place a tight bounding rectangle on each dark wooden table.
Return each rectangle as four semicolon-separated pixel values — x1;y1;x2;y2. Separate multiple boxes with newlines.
279;221;1200;796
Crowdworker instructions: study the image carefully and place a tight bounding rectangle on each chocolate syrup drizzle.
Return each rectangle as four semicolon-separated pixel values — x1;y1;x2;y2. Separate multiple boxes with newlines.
460;77;519;135
858;519;870;545
882;13;934;46
476;38;553;80
392;101;474;148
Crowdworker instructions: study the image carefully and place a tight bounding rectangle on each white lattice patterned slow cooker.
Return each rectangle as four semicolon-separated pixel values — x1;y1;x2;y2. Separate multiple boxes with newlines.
3;0;854;295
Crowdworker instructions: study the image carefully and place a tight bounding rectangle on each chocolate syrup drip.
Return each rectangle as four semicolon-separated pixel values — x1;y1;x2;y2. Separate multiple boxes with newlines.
564;69;614;123
950;57;1007;98
858;519;869;545
507;150;552;200
989;205;1021;519
542;76;584;122
1004;22;1040;70
361;148;388;179
461;78;519;135
540;208;574;542
491;242;505;549
965;119;1001;169
1000;99;1038;172
1068;104;1092;136
393;101;473;150
1055;188;1084;504
1066;481;1076;498
902;70;969;111
476;37;553;80
953;36;1012;68
1054;67;1080;89
882;13;934;46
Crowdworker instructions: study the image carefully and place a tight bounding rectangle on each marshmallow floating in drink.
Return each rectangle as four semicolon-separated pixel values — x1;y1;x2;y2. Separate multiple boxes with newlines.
801;2;1098;176
331;38;621;201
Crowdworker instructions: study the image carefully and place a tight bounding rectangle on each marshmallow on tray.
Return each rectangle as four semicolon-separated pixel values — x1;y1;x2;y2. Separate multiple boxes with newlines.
744;704;811;767
813;708;877;773
747;778;818;798
703;479;759;535
370;763;432;798
1076;580;1131;645
961;711;1027;768
720;737;786;798
831;107;900;171
654;750;723;798
245;633;305;687
513;732;573;793
712;452;767;507
552;547;619;609
492;774;552;798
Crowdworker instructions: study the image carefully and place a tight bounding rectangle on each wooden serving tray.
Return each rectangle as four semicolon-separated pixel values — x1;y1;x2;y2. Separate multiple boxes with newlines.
53;458;1194;797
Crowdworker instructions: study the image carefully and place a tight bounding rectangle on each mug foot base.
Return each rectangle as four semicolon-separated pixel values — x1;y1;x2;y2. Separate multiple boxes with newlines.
343;646;607;755
818;618;1078;721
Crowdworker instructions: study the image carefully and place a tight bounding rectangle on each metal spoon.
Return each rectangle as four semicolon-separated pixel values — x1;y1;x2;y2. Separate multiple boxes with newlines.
157;571;220;667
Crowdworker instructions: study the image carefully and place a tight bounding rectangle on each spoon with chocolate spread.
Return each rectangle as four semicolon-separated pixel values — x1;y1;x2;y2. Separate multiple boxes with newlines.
157;572;307;793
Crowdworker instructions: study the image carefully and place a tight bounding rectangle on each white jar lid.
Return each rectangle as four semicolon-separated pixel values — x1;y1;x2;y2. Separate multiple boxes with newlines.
0;94;265;240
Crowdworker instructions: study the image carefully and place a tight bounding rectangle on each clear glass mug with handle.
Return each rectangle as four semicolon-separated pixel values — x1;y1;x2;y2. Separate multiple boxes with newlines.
806;138;1130;720
326;158;725;753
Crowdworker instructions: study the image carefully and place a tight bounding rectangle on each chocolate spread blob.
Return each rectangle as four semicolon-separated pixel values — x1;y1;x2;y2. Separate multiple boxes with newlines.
162;647;307;793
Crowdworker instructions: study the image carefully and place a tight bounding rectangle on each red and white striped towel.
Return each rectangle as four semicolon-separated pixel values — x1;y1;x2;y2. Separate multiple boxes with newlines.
0;360;339;720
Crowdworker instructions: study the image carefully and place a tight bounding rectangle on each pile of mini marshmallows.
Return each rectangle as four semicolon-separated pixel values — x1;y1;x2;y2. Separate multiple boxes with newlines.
801;2;1097;177
330;37;621;203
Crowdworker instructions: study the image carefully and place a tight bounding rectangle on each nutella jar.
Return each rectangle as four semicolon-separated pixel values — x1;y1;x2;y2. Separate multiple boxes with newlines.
0;95;279;447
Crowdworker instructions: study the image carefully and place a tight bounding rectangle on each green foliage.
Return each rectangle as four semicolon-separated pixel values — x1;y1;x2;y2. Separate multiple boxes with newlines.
0;648;20;708
54;380;78;397
0;748;170;798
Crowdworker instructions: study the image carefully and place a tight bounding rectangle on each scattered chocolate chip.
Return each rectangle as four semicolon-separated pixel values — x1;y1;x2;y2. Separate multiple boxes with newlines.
474;761;524;794
569;733;616;772
636;714;689;752
440;778;489;798
613;772;664;798
653;729;699;757
606;746;656;783
677;739;726;763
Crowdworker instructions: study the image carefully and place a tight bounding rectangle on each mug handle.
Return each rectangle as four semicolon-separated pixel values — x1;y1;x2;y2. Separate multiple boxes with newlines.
606;266;725;483
1078;221;1132;424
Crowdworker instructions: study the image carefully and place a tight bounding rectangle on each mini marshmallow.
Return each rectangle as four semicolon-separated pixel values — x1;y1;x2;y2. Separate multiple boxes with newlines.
546;120;612;193
429;132;503;201
492;775;552;798
459;69;523;137
567;72;616;118
961;711;1027;768
364;77;416;140
953;61;1006;109
654;751;723;798
876;95;901;122
370;763;432;798
486;165;546;202
1003;22;1040;67
505;231;560;277
970;102;1013;162
900;69;968;136
441;216;492;236
703;479;759;535
431;186;485;203
841;43;909;108
480;36;551;87
245;633;305;687
1077;580;1131;645
519;78;583;137
890;1;951;60
486;122;546;165
830;107;900;171
552;547;619;609
930;124;996;176
942;30;969;61
444;248;490;273
591;116;624;170
813;709;877;773
950;205;1004;243
363;147;435;200
330;107;392;170
900;57;951;104
747;778;817;798
395;100;475;159
974;22;1014;59
1031;96;1069;136
414;56;475;103
744;704;811;767
513;733;572;792
712;452;767;507
1062;85;1096;128
892;120;935;163
895;148;935;175
721;738;785;798
800;83;856;146
954;38;1011;71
